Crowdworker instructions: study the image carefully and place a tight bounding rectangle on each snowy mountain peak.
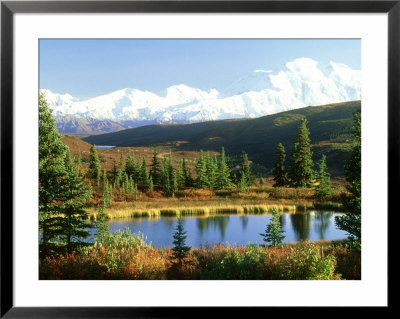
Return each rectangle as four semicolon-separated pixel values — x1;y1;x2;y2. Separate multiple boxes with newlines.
42;57;361;135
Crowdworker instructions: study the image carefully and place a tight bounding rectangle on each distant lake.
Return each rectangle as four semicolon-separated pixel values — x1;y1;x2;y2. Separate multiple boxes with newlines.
95;145;116;149
89;211;347;248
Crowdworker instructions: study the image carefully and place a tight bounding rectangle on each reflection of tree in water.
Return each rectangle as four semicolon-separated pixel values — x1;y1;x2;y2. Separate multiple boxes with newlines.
195;216;230;240
290;213;311;241
313;211;333;240
240;216;249;231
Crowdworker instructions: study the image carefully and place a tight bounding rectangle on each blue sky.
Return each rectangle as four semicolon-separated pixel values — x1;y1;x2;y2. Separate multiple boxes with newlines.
40;39;361;99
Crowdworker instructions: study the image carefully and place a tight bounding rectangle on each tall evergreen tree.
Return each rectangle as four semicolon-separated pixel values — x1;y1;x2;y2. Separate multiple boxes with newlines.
195;150;208;188
335;110;361;248
125;149;135;179
314;154;333;200
216;147;232;190
39;92;92;256
273;143;289;187
239;151;253;186
177;158;188;188
89;144;101;184
56;151;93;254
150;149;161;185
160;159;172;196
205;152;218;188
288;118;314;187
111;158;118;183
39;92;69;256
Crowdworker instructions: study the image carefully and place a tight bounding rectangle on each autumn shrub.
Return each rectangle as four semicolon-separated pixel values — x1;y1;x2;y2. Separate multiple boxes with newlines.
193;244;265;280
39;252;107;280
260;241;340;280
328;245;361;280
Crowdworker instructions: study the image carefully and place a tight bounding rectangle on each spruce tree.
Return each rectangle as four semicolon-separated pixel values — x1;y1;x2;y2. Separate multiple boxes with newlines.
273;143;289;187
39;92;69;256
150;149;161;185
239;151;253;186
111;158;118;183
314;154;333;200
89;144;101;183
186;168;194;187
56;151;93;254
216;147;232;190
160;160;172;196
288;118;314;187
238;171;247;192
259;208;285;247
195;150;208;188
335;110;361;248
177;158;187;188
125;149;135;179
171;218;191;264
206;153;218;188
75;151;84;176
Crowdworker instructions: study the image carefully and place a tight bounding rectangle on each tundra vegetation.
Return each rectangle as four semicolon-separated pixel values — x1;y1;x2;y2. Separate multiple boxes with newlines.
39;93;361;280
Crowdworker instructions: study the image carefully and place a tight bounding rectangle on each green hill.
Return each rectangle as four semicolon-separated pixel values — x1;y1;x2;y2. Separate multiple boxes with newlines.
83;100;361;177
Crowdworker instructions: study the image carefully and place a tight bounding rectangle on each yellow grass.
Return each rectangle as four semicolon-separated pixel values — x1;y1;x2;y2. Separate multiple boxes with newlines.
88;202;297;221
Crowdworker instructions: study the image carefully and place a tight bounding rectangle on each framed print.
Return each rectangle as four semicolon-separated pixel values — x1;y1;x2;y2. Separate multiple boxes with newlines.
1;0;396;317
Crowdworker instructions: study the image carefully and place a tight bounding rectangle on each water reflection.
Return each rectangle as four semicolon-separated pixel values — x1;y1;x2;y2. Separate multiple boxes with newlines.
290;213;311;241
102;211;347;248
313;211;333;240
240;216;249;231
196;216;230;240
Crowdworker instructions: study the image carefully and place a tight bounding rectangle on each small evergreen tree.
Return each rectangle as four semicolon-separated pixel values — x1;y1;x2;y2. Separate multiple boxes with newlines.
171;218;191;264
239;151;253;186
273;143;289;187
238;171;247;192
111;158;118;183
259;177;265;187
288;118;314;187
314;154;333;200
89;144;101;184
259;208;285;247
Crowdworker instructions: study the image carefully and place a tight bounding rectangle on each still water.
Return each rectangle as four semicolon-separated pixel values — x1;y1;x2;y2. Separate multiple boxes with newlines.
95;211;347;248
95;145;116;149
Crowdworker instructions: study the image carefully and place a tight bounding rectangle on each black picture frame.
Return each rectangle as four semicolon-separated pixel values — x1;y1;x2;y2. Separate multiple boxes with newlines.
1;0;396;317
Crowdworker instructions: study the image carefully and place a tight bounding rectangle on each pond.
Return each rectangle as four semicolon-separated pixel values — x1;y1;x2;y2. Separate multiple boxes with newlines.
95;145;116;149
90;211;347;248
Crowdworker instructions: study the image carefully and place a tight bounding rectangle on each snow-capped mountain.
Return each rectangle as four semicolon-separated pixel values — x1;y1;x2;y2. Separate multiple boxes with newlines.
42;58;361;135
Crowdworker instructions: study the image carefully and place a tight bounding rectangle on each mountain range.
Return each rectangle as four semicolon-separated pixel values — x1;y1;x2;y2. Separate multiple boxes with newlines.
83;100;361;176
42;58;361;135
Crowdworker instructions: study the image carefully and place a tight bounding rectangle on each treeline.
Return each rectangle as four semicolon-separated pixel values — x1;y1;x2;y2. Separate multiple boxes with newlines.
84;144;255;199
272;118;333;200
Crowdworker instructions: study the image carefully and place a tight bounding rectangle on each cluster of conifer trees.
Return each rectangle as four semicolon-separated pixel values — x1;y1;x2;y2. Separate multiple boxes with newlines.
272;118;333;199
83;140;255;200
